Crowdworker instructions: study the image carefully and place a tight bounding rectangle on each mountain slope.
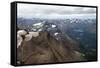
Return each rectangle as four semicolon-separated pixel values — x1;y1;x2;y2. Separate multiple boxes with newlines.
17;31;82;65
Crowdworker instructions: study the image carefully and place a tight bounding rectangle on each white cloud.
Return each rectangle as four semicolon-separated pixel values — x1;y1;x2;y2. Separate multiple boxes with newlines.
17;3;96;18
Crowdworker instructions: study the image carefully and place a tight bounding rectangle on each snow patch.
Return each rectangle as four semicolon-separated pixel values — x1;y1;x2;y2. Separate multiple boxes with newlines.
52;25;56;28
17;30;27;36
33;23;42;26
17;34;23;48
25;32;39;41
54;32;59;36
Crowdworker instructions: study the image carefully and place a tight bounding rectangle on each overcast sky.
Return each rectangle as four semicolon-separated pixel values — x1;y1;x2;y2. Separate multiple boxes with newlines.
17;3;96;19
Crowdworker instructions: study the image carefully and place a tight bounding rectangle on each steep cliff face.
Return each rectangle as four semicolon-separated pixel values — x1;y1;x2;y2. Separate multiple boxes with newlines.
17;31;81;65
